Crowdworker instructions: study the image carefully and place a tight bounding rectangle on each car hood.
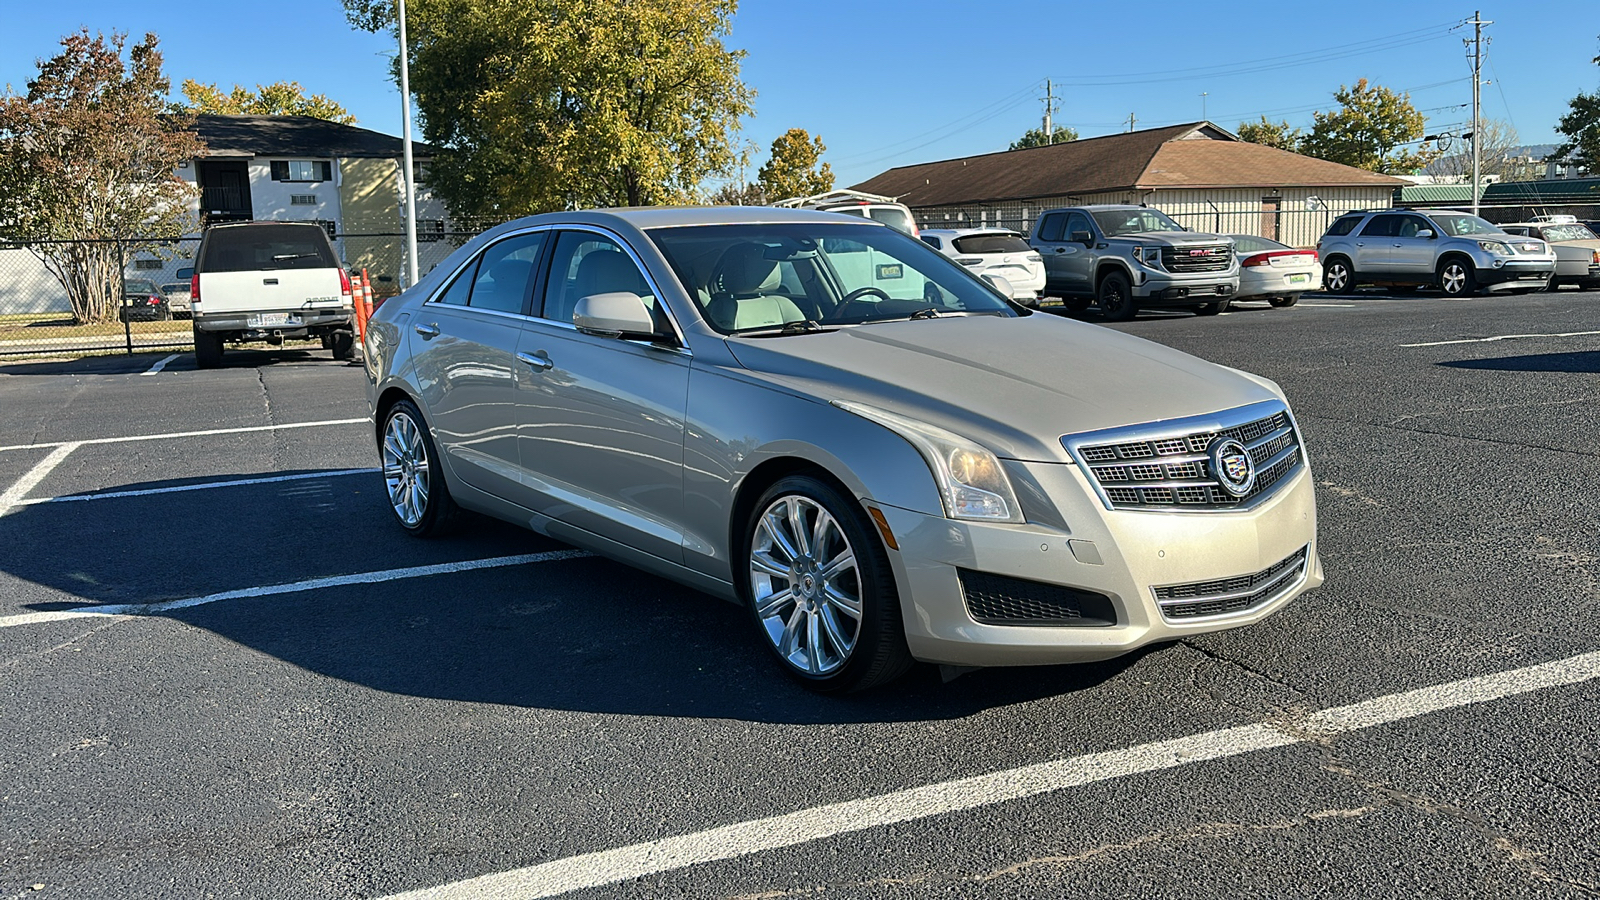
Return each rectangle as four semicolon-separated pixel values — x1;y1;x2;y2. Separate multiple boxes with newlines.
1107;231;1231;246
721;314;1280;463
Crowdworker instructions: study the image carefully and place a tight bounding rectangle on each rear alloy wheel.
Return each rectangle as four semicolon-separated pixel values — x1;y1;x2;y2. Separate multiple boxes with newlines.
1322;258;1355;294
1097;271;1137;321
381;399;460;537
744;476;911;693
1269;294;1300;308
1438;259;1477;297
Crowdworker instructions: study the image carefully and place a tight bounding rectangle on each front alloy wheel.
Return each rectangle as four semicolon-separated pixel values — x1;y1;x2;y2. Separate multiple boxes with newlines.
744;476;911;692
1438;260;1476;297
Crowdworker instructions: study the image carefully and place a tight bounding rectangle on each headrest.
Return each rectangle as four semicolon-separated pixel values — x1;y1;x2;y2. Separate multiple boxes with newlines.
714;243;780;295
574;249;646;298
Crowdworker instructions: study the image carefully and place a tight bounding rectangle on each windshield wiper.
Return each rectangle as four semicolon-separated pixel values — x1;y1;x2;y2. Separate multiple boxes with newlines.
739;320;829;337
906;307;943;319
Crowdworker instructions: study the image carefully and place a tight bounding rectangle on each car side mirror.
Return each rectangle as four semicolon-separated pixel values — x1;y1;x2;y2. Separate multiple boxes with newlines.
1416;229;1434;239
573;292;659;339
980;273;1015;297
1070;230;1094;244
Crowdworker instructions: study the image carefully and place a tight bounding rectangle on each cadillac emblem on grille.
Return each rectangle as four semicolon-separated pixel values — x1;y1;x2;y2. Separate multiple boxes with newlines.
1209;437;1256;497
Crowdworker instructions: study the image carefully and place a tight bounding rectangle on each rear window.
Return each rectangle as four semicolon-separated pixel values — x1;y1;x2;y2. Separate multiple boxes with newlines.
1230;235;1287;253
864;206;916;234
1324;215;1362;237
200;224;339;272
951;233;1032;255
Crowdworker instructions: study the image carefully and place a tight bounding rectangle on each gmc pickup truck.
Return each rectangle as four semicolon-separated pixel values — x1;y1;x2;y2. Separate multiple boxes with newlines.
190;222;356;368
1029;205;1239;321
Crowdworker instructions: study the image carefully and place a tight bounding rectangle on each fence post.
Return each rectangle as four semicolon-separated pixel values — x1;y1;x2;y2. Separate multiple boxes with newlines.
120;241;132;355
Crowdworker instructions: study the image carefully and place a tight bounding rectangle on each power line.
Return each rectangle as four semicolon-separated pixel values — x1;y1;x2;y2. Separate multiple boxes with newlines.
827;82;1042;163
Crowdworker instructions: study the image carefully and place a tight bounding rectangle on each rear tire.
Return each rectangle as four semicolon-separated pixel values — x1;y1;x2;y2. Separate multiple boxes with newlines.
1322;257;1356;294
1269;294;1300;308
1194;299;1230;316
740;475;912;693
1097;271;1137;321
193;328;224;369
1064;297;1092;315
380;399;461;538
330;330;355;360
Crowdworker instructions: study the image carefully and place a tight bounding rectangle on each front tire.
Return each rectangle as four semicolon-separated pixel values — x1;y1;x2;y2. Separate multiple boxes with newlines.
1269;294;1300;308
380;399;460;537
1194;299;1230;316
1097;271;1137;321
1322;257;1356;294
742;475;912;693
1438;258;1477;297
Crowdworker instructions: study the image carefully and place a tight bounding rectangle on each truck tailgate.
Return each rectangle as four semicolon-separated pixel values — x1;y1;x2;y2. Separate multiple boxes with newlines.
200;269;346;314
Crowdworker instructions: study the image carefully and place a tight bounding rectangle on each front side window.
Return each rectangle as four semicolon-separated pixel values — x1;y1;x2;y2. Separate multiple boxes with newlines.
1397;215;1434;238
1064;212;1094;240
650;222;1017;336
1089;208;1183;237
541;232;655;325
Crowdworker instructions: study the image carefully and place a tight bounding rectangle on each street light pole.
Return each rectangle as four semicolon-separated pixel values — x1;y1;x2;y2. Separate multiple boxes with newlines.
397;0;420;288
1467;10;1491;217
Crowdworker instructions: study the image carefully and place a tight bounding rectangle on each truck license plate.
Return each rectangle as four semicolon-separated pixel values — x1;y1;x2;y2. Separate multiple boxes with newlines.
249;313;295;327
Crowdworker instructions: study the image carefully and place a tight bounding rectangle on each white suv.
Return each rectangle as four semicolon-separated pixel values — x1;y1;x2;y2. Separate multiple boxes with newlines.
921;228;1046;302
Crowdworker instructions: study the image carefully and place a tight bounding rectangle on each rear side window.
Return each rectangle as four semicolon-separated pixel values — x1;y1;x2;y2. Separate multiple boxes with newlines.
1358;215;1401;238
1036;214;1065;242
1324;215;1363;237
865;206;915;234
200;225;339;272
466;233;547;314
952;233;1032;254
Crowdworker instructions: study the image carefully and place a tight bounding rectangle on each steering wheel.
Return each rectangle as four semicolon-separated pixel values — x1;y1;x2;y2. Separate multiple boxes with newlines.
836;286;891;318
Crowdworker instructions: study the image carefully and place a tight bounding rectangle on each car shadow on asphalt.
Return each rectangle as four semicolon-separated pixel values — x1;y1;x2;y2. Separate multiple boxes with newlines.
5;471;1149;725
1438;351;1600;374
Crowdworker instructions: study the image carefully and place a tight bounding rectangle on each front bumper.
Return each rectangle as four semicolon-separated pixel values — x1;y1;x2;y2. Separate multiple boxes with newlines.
876;459;1320;667
1131;269;1239;303
1476;259;1554;288
193;308;354;333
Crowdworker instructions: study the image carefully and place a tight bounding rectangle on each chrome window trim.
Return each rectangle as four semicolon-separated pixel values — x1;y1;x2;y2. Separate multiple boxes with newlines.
1061;399;1304;513
421;223;554;314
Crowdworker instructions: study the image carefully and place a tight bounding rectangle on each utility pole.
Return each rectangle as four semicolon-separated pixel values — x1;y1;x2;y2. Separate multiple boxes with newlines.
1467;10;1492;216
1127;112;1137;133
1200;92;1208;121
1042;79;1058;144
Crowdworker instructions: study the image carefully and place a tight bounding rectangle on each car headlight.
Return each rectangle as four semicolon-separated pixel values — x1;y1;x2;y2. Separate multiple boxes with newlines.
1478;240;1514;256
834;402;1023;523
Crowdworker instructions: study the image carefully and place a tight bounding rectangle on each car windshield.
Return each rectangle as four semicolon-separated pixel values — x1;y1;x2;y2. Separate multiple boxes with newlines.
1427;213;1503;237
649;222;1017;336
124;280;161;294
951;233;1032;254
1541;224;1597;241
1091;208;1184;237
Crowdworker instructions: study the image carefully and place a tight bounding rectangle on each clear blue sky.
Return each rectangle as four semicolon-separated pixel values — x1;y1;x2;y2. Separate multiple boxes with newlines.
3;1;1597;189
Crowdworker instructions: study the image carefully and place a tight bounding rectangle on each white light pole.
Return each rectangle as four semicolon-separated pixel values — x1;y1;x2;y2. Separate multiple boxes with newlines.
397;0;420;288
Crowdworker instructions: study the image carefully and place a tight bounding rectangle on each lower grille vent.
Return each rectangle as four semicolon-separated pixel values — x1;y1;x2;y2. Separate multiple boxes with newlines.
959;570;1116;627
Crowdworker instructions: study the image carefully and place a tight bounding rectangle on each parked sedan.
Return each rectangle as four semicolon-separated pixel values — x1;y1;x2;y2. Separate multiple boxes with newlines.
161;281;193;318
920;228;1047;303
1498;222;1600;290
363;207;1321;693
1227;235;1320;307
119;279;172;322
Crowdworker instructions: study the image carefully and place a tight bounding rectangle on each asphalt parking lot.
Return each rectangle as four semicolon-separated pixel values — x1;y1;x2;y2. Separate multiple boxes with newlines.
2;289;1597;899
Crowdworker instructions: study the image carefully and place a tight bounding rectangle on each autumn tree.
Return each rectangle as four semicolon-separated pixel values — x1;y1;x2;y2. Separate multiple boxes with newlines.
344;0;754;217
179;79;357;124
1550;45;1600;174
1236;117;1303;152
0;30;202;323
1010;124;1078;150
757;128;832;201
1299;78;1440;174
709;180;766;206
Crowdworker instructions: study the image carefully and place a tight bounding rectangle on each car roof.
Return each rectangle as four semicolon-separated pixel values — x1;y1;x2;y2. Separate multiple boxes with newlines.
486;206;896;232
920;228;1020;237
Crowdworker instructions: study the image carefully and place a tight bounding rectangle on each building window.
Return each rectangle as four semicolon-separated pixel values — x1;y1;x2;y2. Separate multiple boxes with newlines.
310;220;337;240
290;194;318;206
412;161;431;185
270;160;332;183
133;259;163;270
417;219;445;242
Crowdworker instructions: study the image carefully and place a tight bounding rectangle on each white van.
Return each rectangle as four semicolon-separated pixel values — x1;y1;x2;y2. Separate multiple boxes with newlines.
773;189;919;237
190;222;355;368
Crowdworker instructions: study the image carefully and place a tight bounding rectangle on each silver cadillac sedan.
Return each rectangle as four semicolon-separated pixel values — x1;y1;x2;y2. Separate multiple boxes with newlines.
363;207;1321;692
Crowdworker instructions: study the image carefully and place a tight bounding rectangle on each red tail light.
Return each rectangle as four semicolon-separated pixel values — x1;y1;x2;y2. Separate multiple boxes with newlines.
339;269;353;300
190;273;200;304
1243;250;1317;267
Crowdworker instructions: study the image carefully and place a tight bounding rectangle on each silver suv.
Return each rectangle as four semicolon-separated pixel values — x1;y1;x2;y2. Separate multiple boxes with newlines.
1317;209;1556;296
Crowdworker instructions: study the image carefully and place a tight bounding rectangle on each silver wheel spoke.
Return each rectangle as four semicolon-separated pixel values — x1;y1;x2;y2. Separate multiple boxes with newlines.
751;551;789;579
763;512;801;562
756;587;795;619
820;607;851;658
779;607;805;658
787;498;811;558
811;509;832;562
805;612;823;673
823;584;862;618
820;548;855;581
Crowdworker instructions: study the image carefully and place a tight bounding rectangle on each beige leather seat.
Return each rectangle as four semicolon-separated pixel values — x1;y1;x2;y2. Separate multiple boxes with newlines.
705;243;806;331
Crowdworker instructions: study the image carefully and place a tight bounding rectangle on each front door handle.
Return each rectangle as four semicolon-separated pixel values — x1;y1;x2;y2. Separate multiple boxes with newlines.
414;323;440;339
516;350;554;371
1053;247;1067;254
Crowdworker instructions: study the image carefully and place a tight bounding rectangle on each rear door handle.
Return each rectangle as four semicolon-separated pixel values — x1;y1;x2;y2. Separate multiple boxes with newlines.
414;323;440;339
516;351;554;371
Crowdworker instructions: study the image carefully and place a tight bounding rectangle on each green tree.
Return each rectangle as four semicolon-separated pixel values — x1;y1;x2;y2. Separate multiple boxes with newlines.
345;0;754;217
1300;78;1440;174
709;180;765;206
0;30;202;323
1550;45;1600;173
757;128;832;201
1010;124;1078;150
1236;117;1303;152
179;79;357;124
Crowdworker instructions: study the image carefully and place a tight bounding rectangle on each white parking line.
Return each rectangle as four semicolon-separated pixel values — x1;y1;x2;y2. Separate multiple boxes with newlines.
0;417;370;453
141;354;180;375
377;650;1600;900
0;550;593;630
12;467;378;507
1301;303;1356;308
1401;329;1600;348
0;443;80;517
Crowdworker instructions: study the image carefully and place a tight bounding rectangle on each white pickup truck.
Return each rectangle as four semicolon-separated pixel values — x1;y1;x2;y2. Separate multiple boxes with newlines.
190;222;356;368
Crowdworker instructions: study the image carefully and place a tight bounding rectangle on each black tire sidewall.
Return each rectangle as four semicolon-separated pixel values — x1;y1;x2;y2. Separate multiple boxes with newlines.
1098;272;1136;321
330;331;355;360
738;474;910;693
1438;259;1476;296
1270;295;1300;308
1323;258;1354;293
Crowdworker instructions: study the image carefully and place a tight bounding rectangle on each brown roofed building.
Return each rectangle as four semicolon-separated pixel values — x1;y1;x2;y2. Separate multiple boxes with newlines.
852;122;1406;246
